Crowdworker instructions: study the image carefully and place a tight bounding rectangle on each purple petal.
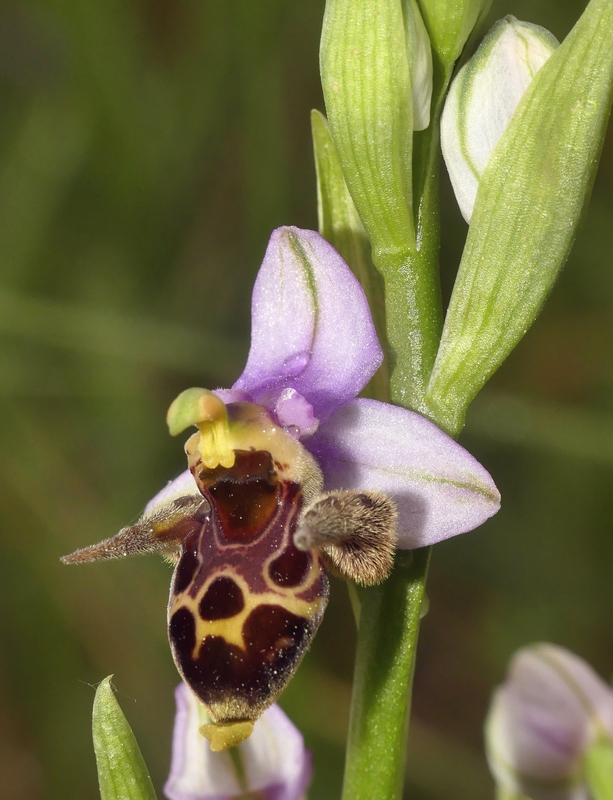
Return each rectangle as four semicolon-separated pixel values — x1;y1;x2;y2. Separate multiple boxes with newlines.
165;684;238;800
241;705;313;800
165;684;312;800
144;470;200;516
273;388;319;438
486;644;613;800
487;687;588;800
507;645;613;760
233;227;383;424
213;389;253;405
307;398;500;548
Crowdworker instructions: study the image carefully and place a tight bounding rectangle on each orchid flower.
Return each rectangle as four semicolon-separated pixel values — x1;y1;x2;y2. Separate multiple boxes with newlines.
486;643;613;800
165;683;311;800
63;226;499;750
153;226;500;550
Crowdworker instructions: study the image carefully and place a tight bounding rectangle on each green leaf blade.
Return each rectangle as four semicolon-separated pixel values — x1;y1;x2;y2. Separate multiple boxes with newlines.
426;0;613;435
311;109;371;277
311;108;389;399
92;677;158;800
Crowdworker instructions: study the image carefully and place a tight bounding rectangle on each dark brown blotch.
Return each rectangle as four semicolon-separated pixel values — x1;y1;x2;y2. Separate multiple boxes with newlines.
172;531;201;595
169;602;311;721
169;606;196;654
269;545;311;588
199;576;245;620
242;604;309;661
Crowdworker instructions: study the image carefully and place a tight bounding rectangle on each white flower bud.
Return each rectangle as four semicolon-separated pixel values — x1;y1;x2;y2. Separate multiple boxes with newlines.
404;0;433;130
441;16;558;222
485;644;613;800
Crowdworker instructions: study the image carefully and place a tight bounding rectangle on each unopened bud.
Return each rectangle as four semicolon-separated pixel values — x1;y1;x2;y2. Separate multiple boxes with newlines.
419;0;492;67
485;644;613;800
404;0;433;131
441;16;558;222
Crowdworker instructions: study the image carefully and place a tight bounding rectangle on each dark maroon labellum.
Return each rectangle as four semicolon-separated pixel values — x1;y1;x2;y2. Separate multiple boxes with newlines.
168;449;329;725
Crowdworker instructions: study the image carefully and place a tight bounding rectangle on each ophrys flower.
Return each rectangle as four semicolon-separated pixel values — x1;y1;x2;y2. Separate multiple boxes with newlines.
63;227;499;750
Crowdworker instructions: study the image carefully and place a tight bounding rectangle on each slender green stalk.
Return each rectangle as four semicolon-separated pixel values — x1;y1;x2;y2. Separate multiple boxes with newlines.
380;60;452;413
341;550;430;800
311;118;435;796
338;59;455;800
378;251;441;413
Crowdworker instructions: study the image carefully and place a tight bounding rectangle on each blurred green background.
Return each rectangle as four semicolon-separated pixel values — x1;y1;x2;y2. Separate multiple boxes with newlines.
0;1;611;798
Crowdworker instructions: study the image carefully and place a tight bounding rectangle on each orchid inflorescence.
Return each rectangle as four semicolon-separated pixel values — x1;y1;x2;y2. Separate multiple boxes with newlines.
63;0;613;796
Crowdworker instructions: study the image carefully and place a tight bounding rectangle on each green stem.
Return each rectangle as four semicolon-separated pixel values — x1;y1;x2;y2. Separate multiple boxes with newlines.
376;61;452;414
378;250;441;412
341;549;431;800
340;59;454;800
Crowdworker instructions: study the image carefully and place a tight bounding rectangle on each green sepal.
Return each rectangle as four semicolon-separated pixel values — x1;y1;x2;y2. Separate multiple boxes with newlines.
92;676;158;800
311;109;371;279
417;0;492;67
425;0;613;436
320;0;416;259
585;736;613;800
311;108;389;399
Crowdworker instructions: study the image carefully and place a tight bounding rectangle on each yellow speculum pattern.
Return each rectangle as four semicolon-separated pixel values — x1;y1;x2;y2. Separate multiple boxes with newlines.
170;561;328;658
167;444;330;751
162;391;331;750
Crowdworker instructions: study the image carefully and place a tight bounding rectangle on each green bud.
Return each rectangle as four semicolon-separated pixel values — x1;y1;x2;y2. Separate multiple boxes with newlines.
92;677;158;800
425;0;613;435
320;0;416;256
418;0;492;67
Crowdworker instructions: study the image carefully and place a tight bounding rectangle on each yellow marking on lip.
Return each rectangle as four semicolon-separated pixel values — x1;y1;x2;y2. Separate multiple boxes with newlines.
208;493;324;598
186;401;324;504
168;569;327;658
261;539;324;596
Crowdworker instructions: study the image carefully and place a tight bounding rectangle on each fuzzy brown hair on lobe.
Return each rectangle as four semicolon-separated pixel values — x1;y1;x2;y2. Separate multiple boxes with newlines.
294;489;398;586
